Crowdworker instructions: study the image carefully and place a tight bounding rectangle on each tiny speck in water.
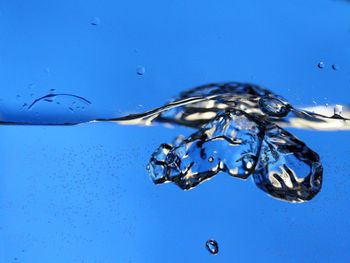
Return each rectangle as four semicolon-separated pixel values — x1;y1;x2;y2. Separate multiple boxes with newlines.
90;17;100;26
332;64;338;71
206;239;218;255
136;65;145;75
208;157;214;163
50;89;56;92
317;62;324;68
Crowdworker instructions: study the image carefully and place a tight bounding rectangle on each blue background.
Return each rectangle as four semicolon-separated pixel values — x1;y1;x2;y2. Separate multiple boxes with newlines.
1;0;350;262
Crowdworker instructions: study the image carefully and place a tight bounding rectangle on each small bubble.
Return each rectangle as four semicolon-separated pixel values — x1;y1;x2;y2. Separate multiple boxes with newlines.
317;62;324;69
90;17;100;26
136;65;145;75
206;239;218;255
258;96;290;117
334;104;343;115
208;157;214;163
332;64;338;71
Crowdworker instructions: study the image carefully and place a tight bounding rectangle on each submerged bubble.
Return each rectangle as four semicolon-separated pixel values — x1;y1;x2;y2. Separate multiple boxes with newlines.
206;239;218;255
147;110;265;190
252;124;323;202
136;65;145;75
90;17;100;26
318;62;325;68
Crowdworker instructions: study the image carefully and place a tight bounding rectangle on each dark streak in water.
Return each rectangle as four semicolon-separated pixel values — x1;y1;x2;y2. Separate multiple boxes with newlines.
27;93;92;110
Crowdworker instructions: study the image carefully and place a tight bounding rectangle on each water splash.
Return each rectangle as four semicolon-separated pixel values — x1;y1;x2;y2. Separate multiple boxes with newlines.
1;82;350;202
147;109;265;190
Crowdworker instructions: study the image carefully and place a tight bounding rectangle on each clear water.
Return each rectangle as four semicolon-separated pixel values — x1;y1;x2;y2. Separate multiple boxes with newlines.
1;1;350;262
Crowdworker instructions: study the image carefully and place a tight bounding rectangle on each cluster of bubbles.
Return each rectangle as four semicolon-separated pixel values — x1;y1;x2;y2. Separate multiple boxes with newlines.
146;82;325;203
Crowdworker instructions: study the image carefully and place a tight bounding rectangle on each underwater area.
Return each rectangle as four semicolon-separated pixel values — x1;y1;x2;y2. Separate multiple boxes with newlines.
1;0;350;262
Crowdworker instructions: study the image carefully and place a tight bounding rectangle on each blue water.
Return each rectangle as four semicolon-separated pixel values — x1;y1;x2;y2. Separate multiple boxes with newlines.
1;0;350;262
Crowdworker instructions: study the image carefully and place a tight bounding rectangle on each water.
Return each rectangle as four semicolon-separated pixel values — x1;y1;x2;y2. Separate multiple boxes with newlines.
90;17;100;26
1;1;350;262
136;65;146;76
205;239;219;255
1;82;348;203
318;62;325;69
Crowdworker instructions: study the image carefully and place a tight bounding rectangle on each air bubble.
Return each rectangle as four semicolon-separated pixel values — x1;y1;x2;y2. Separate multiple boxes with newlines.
90;17;100;26
208;157;214;163
136;65;145;75
206;239;218;255
318;62;324;68
258;96;290;117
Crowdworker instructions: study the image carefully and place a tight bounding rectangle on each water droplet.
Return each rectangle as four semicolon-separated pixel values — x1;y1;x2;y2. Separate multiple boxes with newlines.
258;96;290;117
332;64;338;71
317;62;324;69
206;239;218;255
334;104;343;115
208;156;214;163
136;65;145;75
90;17;100;26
